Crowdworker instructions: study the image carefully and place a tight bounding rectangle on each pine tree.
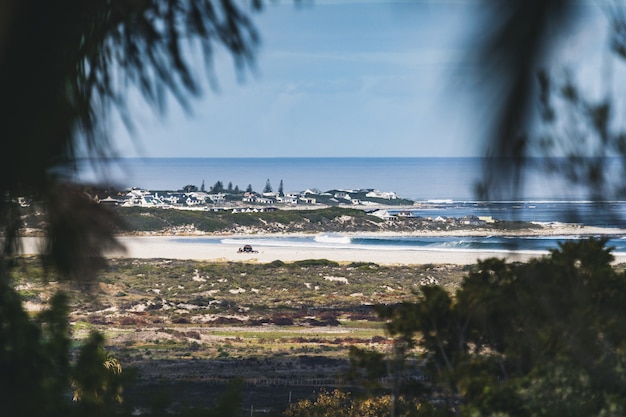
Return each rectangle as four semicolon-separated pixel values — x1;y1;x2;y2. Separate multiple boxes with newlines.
278;179;284;196
246;184;253;193
212;181;224;193
227;182;233;192
263;179;272;193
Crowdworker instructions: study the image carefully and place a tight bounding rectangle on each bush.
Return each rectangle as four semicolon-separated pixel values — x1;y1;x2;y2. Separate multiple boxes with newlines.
293;259;340;267
268;260;286;268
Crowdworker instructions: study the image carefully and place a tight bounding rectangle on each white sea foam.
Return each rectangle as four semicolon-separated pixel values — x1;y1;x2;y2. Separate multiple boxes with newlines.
314;234;352;244
427;199;454;204
212;232;626;254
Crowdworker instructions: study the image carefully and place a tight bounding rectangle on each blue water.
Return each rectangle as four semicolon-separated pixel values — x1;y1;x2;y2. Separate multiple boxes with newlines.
78;157;616;201
397;201;626;227
78;157;486;200
77;157;590;201
172;233;626;255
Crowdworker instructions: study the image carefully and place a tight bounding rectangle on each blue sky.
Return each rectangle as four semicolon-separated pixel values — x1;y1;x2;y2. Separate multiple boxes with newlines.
111;1;613;158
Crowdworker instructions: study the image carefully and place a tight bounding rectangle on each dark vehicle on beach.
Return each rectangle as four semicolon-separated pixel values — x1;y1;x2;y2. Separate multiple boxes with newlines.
238;244;257;253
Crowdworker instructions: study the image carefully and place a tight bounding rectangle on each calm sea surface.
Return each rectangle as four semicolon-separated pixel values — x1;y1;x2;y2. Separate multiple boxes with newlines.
79;157;482;200
78;157;587;201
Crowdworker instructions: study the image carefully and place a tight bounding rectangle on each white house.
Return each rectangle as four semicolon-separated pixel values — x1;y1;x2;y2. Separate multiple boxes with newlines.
366;190;398;200
334;192;351;200
368;209;397;220
208;193;226;203
277;195;298;204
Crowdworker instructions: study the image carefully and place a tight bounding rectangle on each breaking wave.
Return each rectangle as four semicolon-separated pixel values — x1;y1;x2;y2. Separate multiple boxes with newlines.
314;234;352;244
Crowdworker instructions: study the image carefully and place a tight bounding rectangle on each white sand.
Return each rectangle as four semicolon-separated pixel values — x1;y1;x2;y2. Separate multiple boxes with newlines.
17;227;626;266
112;236;538;265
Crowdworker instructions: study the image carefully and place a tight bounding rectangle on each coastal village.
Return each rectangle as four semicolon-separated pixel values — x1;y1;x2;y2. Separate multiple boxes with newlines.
96;186;403;210
93;186;497;226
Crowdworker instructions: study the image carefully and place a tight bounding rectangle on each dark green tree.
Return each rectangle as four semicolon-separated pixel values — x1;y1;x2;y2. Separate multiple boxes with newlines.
246;184;254;193
227;181;233;192
352;238;626;416
212;180;224;193
0;1;260;415
182;184;198;193
201;180;206;192
263;178;273;193
278;179;284;196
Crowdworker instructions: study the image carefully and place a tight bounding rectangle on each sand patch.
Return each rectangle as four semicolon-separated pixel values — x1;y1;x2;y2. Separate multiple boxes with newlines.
324;276;348;284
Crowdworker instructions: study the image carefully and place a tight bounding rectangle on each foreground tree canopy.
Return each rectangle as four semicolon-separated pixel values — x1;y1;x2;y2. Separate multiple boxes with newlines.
342;238;626;416
0;2;259;416
0;0;260;280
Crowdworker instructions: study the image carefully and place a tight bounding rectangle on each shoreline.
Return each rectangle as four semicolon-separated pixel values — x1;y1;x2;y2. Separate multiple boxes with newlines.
16;224;626;266
114;235;545;265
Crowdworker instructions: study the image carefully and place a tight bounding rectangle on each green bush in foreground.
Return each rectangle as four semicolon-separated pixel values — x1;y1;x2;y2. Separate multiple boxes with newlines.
0;272;242;416
346;238;626;417
283;389;437;417
0;284;125;417
292;259;340;267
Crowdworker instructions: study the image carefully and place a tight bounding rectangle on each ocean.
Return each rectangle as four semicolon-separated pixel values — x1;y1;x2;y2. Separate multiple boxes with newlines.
77;157;626;254
78;157;588;201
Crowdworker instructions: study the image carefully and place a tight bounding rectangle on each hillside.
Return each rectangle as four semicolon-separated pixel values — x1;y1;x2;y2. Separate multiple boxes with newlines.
115;206;541;235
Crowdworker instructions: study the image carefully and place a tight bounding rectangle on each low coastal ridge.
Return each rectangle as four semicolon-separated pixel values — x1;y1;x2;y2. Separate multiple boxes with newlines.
11;186;626;265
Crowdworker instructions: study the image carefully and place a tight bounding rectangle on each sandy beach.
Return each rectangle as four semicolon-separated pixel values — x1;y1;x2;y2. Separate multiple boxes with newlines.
113;236;540;265
17;224;626;266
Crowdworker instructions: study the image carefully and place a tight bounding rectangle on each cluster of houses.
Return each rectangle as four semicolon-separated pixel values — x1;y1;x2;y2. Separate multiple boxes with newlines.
96;188;398;212
94;187;498;225
369;209;495;225
96;187;401;210
98;188;222;208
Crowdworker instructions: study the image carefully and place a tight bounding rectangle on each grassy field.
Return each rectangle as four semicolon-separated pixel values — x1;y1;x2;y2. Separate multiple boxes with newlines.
13;256;470;414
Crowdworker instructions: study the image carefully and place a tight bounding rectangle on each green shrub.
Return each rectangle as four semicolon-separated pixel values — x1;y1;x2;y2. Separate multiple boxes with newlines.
293;259;340;267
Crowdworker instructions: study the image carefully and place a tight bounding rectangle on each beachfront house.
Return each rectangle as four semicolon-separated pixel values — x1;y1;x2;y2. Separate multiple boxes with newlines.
243;193;275;204
277;195;298;205
366;190;398;200
462;215;483;226
121;189;167;207
232;206;278;213
207;193;226;204
184;196;201;206
334;192;351;200
152;192;187;206
242;192;257;203
188;191;210;201
368;209;397;220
